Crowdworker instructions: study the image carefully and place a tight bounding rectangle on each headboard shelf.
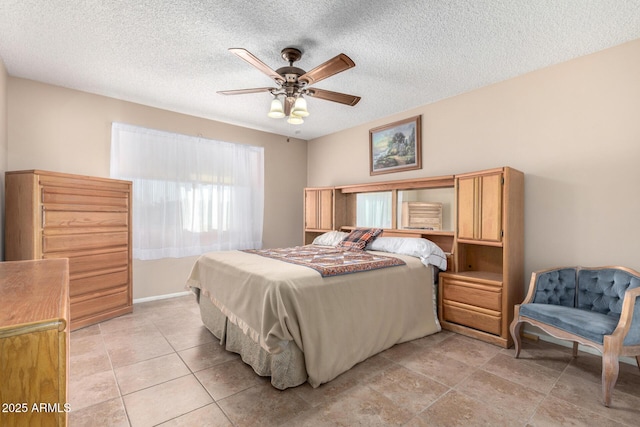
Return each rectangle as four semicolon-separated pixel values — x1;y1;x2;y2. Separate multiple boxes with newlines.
337;175;454;194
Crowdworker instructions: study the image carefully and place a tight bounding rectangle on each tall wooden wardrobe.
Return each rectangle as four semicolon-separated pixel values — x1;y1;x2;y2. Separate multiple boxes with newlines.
439;167;524;348
5;170;133;330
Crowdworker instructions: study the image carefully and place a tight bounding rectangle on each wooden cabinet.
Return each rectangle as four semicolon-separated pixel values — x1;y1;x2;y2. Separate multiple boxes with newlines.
439;167;524;348
5;170;133;330
457;171;503;242
304;188;334;231
303;187;348;245
0;259;70;426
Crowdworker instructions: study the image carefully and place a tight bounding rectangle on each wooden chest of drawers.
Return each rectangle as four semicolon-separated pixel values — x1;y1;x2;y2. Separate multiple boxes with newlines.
5;170;133;330
0;259;70;426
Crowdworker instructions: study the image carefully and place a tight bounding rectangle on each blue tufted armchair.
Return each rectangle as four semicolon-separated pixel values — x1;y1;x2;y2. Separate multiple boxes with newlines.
510;266;640;407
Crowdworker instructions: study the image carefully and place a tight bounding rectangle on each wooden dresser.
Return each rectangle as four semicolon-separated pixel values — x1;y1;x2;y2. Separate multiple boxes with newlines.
5;170;133;330
0;259;70;426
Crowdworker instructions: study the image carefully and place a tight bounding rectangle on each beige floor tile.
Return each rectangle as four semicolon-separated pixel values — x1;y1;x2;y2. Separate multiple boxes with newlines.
565;352;640;398
434;334;503;368
71;324;102;338
194;358;265;401
70;333;112;378
284;384;413;426
380;341;424;363
177;341;238;373
413;390;520;427
455;370;545;421
401;346;476;387
123;375;212;427
102;328;175;368
292;370;361;408
69;397;129;427
157;403;232;426
98;313;157;335
483;352;562;394
366;364;449;413
338;352;395;384
115;353;191;395
550;369;640;426
411;329;456;348
502;338;574;372
161;325;216;351
69;369;121;412
529;396;628;427
217;382;313;427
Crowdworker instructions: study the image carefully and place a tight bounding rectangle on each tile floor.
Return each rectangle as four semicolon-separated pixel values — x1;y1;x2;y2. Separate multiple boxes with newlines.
69;294;640;426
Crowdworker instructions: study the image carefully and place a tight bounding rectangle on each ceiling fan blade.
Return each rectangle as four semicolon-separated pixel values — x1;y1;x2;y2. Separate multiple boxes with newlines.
217;87;274;95
298;53;355;85
229;48;284;83
307;88;361;106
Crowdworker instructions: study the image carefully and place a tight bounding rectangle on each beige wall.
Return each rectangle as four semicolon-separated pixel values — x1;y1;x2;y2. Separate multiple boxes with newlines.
308;38;640;279
7;79;307;298
0;59;7;260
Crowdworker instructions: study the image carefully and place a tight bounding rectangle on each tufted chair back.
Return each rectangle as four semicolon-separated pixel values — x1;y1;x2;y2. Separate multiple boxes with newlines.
532;267;576;307
577;268;640;318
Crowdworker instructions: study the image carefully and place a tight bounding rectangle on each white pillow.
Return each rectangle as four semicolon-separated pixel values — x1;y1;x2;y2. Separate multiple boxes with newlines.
366;237;447;270
311;231;349;247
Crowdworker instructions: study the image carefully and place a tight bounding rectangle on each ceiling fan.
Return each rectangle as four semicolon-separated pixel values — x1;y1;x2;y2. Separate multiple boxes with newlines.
217;47;361;124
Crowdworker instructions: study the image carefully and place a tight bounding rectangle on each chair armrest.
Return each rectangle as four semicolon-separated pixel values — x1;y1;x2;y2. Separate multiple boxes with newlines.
522;267;578;306
610;287;640;346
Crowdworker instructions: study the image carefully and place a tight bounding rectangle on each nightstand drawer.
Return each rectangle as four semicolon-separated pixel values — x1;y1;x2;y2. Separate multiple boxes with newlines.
441;276;502;311
442;301;501;335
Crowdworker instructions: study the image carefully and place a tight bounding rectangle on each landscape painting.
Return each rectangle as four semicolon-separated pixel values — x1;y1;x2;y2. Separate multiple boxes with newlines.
369;115;422;175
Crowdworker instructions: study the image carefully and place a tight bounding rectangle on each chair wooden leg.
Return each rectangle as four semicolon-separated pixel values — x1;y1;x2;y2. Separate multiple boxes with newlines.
572;342;579;358
602;344;620;407
510;319;523;358
636;356;640;373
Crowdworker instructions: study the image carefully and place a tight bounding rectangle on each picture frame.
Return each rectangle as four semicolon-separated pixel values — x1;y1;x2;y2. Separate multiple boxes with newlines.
369;115;422;175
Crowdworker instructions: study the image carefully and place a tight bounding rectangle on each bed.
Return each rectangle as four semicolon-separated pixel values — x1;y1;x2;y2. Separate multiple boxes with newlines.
186;229;447;389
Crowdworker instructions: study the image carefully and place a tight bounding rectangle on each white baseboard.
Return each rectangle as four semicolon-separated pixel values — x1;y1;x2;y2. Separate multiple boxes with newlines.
133;291;191;304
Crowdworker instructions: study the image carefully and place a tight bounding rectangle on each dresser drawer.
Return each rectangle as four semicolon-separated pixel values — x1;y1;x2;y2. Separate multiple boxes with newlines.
443;301;502;335
69;268;129;298
441;276;502;311
42;186;128;208
64;250;129;274
43;231;128;253
43;209;128;228
71;287;130;320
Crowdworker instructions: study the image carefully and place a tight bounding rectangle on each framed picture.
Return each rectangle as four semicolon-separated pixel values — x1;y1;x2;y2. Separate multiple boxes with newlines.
369;115;422;175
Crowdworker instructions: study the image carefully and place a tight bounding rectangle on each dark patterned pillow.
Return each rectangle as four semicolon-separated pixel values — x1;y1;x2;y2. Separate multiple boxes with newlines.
337;228;383;251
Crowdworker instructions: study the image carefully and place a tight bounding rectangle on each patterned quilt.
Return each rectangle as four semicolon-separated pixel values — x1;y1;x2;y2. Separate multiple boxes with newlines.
242;245;406;277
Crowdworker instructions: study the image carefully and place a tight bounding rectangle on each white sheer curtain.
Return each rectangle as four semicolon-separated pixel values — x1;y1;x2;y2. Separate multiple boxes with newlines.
110;122;264;260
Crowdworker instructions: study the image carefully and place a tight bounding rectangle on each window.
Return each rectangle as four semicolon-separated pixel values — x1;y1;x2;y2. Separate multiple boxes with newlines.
110;123;264;260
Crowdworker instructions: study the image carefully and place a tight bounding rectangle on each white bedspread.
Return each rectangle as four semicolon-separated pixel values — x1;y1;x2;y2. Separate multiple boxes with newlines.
186;249;440;387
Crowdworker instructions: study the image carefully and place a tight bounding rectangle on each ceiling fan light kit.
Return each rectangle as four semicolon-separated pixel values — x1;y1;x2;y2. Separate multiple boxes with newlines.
267;97;285;118
291;96;309;118
219;47;360;125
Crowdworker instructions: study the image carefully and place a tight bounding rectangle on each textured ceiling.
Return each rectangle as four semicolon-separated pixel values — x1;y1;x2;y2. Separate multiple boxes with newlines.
2;1;640;140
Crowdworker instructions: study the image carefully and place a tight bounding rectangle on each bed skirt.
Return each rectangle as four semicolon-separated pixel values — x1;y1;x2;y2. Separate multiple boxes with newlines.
196;289;308;389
